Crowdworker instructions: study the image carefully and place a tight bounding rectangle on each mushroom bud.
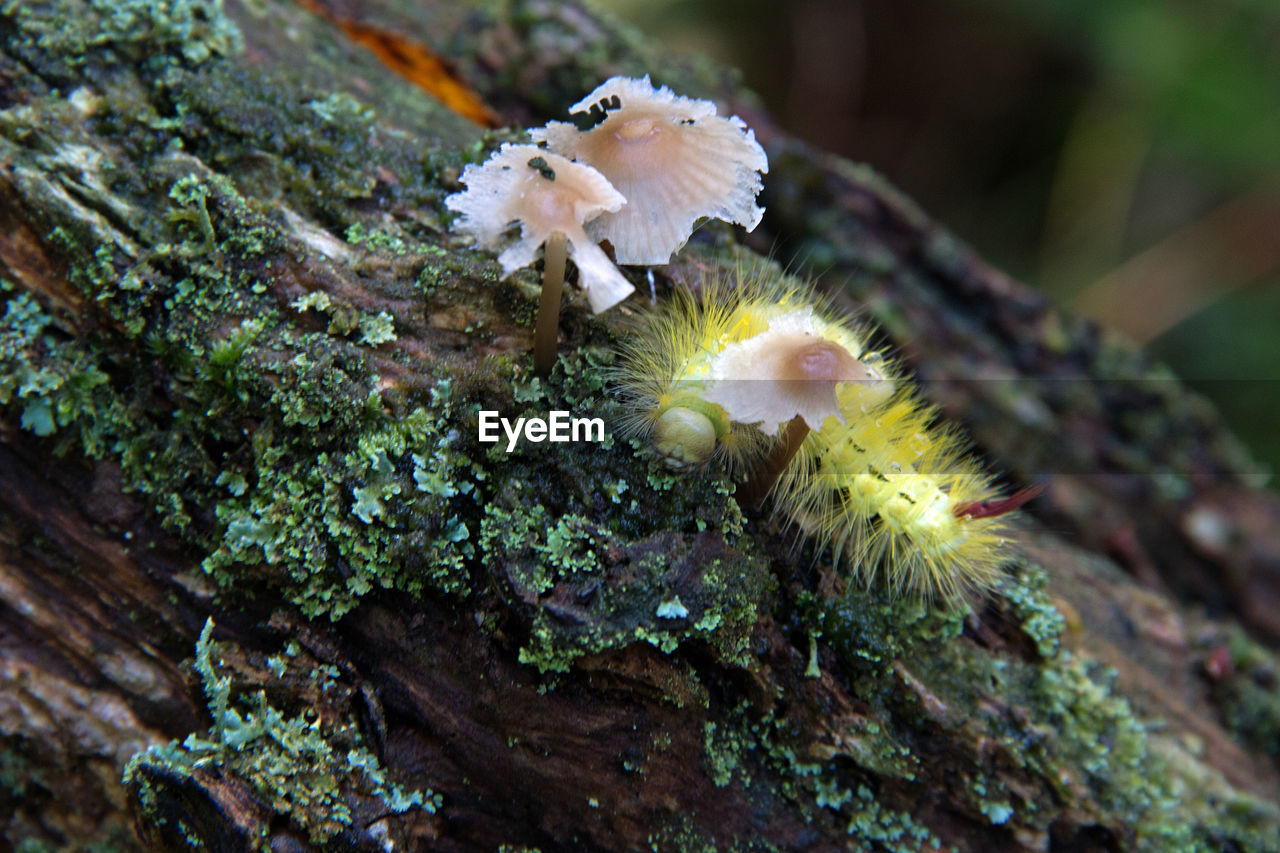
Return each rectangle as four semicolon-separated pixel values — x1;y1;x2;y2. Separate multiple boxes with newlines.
445;143;634;373
532;75;769;265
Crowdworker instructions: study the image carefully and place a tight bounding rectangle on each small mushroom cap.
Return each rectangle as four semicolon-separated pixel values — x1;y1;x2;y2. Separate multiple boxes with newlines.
703;310;877;435
445;143;634;312
532;75;768;265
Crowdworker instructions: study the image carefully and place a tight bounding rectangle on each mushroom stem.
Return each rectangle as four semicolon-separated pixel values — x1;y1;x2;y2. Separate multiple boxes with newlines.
739;415;810;508
533;232;569;375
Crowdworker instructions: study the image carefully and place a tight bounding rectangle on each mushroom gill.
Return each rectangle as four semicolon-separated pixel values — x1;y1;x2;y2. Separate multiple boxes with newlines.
533;76;768;265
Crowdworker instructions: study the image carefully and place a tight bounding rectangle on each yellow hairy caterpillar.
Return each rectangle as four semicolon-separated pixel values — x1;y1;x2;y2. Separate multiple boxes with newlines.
613;271;1027;601
614;276;894;471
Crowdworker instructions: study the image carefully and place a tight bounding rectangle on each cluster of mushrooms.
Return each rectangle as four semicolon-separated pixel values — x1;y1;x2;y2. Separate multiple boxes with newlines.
445;75;769;374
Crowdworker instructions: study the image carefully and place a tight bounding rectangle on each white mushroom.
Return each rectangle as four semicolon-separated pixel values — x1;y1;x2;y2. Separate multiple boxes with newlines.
704;309;876;435
532;76;768;265
702;308;881;507
445;143;634;373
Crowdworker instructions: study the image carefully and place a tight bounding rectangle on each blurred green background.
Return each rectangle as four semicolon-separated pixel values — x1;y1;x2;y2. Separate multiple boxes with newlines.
596;0;1280;474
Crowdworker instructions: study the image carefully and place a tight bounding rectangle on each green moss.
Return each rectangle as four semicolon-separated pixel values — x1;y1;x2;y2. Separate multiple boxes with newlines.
169;63;454;230
3;63;764;632
1;49;768;640
0;280;110;438
4;0;242;82
994;560;1066;659
125;620;437;847
787;561;1280;849
1204;625;1280;760
0;48;495;616
481;507;601;596
811;587;968;684
701;702;936;852
448;343;776;676
490;499;772;674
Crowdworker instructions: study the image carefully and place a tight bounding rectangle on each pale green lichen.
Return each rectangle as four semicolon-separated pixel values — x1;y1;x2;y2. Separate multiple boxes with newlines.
125;621;437;846
839;786;941;850
656;596;689;619
291;291;332;313
702;720;746;789
202;398;480;616
0;280;110;438
345;222;411;255
994;561;1066;659
702;703;936;852
977;797;1013;826
357;310;397;346
486;497;772;673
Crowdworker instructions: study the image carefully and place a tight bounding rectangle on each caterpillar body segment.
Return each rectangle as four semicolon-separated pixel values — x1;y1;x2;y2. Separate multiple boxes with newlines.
780;392;1011;600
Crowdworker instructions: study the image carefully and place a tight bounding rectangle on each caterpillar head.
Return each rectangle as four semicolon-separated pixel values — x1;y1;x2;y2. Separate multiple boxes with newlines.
652;406;718;469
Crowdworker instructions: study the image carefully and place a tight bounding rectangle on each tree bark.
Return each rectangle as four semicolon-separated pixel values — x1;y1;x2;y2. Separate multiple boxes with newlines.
2;1;1279;851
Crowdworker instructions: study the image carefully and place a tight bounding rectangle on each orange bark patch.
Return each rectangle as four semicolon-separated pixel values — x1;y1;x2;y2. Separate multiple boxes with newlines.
293;0;500;128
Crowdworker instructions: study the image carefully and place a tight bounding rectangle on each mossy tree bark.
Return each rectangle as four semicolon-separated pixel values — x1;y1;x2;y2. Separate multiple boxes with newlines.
2;1;1279;851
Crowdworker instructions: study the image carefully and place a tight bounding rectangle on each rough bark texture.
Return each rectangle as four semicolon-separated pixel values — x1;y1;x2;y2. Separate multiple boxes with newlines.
2;1;1280;851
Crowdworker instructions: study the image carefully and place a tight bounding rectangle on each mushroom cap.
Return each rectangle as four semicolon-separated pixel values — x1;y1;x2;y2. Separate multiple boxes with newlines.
532;75;768;265
445;143;634;312
703;310;878;435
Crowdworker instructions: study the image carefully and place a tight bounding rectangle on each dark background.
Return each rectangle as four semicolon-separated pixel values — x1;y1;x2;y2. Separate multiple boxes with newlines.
599;0;1280;474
